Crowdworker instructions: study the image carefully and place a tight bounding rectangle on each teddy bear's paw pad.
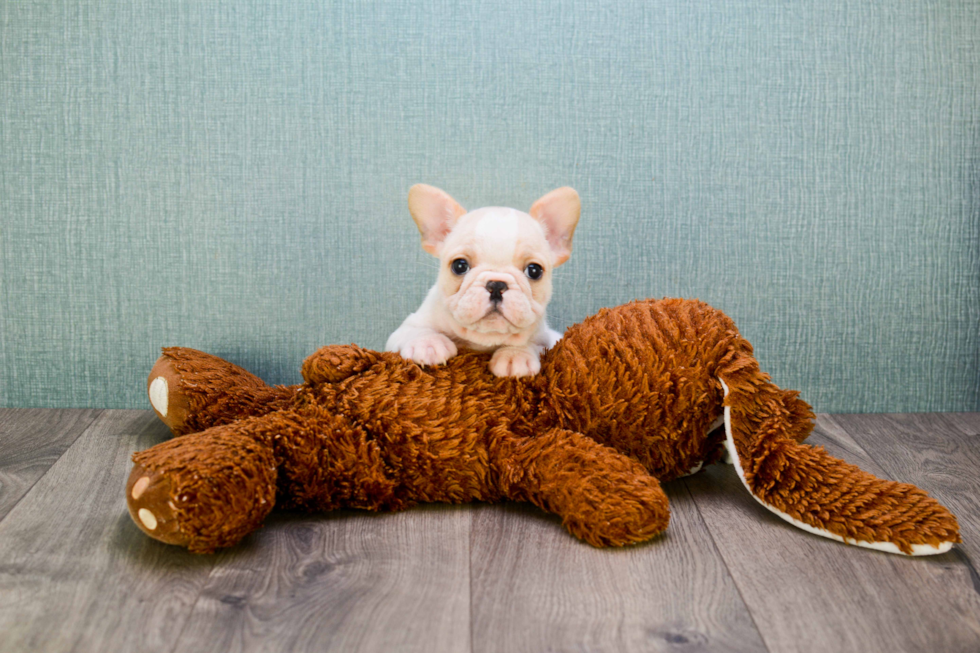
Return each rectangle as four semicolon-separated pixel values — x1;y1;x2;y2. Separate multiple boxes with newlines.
126;464;190;547
401;334;457;366
489;347;541;378
149;376;168;417
146;355;194;434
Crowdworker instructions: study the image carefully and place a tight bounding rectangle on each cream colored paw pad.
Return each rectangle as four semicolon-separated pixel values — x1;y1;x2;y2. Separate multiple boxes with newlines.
138;508;158;530
131;476;150;500
149;377;168;417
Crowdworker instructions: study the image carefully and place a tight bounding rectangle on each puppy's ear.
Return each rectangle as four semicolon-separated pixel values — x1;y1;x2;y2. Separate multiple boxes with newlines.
529;187;580;266
408;184;467;256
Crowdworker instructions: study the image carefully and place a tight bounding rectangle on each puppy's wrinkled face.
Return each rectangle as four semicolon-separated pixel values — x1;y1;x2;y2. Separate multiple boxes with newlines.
437;207;553;345
407;183;580;350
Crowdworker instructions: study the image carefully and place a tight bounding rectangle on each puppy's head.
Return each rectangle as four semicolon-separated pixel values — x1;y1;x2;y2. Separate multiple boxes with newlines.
408;184;580;347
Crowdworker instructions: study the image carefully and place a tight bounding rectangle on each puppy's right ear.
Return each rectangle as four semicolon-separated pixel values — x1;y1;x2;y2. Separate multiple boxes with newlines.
408;184;467;255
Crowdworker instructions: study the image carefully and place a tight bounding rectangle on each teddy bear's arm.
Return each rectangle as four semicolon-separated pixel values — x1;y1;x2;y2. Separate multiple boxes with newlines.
301;344;389;385
494;428;670;547
148;347;299;436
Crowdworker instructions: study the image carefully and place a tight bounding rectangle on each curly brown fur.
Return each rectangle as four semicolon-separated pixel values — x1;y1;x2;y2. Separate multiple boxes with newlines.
130;298;959;555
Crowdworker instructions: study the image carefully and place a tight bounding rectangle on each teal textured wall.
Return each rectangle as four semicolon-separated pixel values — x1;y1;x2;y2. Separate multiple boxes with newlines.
2;0;978;412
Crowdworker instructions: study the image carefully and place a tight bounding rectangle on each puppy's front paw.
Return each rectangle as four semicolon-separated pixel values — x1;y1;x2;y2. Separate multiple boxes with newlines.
400;334;458;366
489;347;541;378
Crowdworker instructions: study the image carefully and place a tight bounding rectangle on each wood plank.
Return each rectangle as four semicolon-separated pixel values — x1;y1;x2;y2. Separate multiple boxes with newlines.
470;482;768;653
827;413;980;565
0;408;101;521
0;410;218;653
3;408;976;652
172;504;472;653
685;415;980;653
940;412;980;436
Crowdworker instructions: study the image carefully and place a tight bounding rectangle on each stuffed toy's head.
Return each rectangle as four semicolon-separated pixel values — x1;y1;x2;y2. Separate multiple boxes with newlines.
128;299;959;556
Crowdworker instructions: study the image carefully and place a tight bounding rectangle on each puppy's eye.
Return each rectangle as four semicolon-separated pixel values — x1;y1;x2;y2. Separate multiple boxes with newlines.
451;258;470;275
524;263;544;280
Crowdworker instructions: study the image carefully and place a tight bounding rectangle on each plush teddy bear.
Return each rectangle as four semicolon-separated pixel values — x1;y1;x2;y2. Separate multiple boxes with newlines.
128;298;959;555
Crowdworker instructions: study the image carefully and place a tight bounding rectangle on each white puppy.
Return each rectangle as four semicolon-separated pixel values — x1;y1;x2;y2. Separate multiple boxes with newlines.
386;184;580;377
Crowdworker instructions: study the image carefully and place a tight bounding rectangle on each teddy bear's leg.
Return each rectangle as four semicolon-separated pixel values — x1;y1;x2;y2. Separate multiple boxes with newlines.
127;414;284;552
494;427;670;547
148;347;299;436
718;377;960;556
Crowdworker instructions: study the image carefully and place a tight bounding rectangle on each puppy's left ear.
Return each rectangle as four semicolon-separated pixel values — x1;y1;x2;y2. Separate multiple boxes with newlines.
529;187;580;266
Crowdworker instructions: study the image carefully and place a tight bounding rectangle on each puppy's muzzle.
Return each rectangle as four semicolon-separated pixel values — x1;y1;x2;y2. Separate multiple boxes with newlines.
486;281;507;304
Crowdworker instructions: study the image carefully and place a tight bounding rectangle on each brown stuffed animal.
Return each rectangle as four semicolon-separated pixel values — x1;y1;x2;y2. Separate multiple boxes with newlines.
129;298;959;555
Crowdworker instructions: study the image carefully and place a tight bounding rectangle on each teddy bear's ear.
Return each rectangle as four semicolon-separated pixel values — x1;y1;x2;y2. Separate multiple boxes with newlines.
302;345;383;385
408;184;467;256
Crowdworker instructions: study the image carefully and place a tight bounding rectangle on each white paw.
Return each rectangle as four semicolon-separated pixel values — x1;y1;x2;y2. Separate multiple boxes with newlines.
489;347;541;378
400;334;457;366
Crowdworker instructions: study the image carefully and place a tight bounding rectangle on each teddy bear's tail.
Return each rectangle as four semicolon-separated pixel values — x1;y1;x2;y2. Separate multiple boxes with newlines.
717;373;960;556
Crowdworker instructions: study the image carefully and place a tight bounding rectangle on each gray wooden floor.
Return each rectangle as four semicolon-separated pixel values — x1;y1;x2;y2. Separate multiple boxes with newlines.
0;409;978;653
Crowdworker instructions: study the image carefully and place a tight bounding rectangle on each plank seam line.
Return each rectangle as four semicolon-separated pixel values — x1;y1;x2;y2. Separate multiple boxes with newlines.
951;548;980;598
167;564;222;653
467;507;474;653
0;409;103;527
679;475;774;653
826;413;980;597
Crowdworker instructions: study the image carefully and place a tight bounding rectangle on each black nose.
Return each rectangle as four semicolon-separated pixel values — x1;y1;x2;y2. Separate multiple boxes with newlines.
486;281;507;303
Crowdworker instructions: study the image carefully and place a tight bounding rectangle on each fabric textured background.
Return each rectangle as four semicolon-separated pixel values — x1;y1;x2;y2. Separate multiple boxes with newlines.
1;0;978;412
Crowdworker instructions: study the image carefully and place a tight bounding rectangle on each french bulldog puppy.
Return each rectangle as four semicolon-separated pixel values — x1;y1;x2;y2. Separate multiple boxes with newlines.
386;184;580;377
